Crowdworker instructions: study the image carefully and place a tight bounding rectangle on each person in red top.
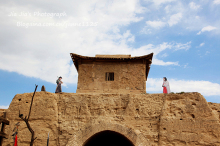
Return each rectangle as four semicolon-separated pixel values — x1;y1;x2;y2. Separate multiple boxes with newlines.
162;77;171;94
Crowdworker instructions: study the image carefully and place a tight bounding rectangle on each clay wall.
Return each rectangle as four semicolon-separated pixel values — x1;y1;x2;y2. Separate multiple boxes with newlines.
77;60;146;93
2;92;59;146
2;92;220;146
0;109;6;117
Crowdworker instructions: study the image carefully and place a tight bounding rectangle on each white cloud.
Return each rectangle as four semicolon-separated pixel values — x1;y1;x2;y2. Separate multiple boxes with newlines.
174;41;191;51
0;31;188;85
140;26;152;34
139;0;219;35
146;42;190;66
168;13;182;26
0;0;146;85
200;43;205;47
197;26;217;35
195;16;200;19
146;78;220;96
146;0;176;5
184;63;188;68
213;0;220;4
0;105;9;109
146;20;166;28
205;51;210;55
0;0;192;87
164;5;171;13
189;2;200;10
153;59;178;66
161;53;168;57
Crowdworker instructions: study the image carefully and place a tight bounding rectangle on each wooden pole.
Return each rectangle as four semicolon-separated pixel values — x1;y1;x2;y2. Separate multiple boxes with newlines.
19;85;38;146
0;112;9;146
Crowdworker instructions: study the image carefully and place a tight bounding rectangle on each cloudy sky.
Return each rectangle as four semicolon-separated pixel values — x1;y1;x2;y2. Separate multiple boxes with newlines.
0;0;220;108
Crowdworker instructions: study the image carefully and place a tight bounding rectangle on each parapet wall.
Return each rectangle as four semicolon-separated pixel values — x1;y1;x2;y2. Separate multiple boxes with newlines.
2;92;220;146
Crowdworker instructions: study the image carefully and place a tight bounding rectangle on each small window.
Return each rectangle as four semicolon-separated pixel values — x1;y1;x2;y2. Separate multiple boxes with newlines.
106;72;114;81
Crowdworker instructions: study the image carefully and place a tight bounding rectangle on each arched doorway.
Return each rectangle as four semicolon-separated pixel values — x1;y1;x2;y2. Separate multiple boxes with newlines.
83;130;135;146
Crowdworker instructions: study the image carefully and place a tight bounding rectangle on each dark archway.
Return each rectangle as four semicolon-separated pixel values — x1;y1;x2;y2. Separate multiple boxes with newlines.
83;130;135;146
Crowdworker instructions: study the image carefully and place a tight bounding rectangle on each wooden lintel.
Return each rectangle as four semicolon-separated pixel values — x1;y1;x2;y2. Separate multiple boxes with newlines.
78;59;82;65
0;117;9;125
0;131;8;139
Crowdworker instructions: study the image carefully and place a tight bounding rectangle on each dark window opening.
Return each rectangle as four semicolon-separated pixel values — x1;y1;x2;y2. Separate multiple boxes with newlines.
106;72;114;81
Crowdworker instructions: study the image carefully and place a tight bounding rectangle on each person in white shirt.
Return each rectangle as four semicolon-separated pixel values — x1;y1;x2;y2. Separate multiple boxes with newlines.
162;77;171;94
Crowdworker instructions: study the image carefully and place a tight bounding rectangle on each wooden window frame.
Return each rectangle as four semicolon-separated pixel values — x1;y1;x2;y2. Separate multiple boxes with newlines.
106;72;114;81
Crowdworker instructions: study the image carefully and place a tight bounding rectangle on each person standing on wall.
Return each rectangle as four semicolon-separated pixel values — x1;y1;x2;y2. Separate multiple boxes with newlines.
55;76;63;93
162;77;171;94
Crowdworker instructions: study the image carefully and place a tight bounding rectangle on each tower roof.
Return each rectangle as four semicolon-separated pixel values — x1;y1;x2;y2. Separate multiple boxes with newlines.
70;53;153;80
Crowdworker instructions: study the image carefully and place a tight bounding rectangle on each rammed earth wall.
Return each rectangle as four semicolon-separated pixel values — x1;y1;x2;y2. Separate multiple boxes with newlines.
77;61;147;94
2;92;220;146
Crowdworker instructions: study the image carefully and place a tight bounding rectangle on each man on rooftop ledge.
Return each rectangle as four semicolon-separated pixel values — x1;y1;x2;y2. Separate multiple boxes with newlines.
55;76;63;93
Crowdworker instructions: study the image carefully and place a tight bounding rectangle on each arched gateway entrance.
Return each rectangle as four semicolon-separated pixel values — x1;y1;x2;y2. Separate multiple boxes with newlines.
83;130;134;146
66;122;150;146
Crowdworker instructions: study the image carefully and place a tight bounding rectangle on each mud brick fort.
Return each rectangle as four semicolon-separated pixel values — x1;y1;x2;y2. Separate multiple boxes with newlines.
1;53;220;146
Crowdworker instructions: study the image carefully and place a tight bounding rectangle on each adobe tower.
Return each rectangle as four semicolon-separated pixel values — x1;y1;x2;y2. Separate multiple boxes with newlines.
70;53;153;93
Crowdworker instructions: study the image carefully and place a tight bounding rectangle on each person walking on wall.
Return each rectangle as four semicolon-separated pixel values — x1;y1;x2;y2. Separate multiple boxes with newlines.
55;76;63;93
162;77;171;94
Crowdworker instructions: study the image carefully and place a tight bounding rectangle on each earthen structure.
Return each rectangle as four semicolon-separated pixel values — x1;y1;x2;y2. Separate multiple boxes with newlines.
1;53;220;146
70;53;153;94
2;92;220;146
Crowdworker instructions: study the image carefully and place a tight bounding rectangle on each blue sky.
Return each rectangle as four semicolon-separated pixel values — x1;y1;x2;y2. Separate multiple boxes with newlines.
0;0;220;108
